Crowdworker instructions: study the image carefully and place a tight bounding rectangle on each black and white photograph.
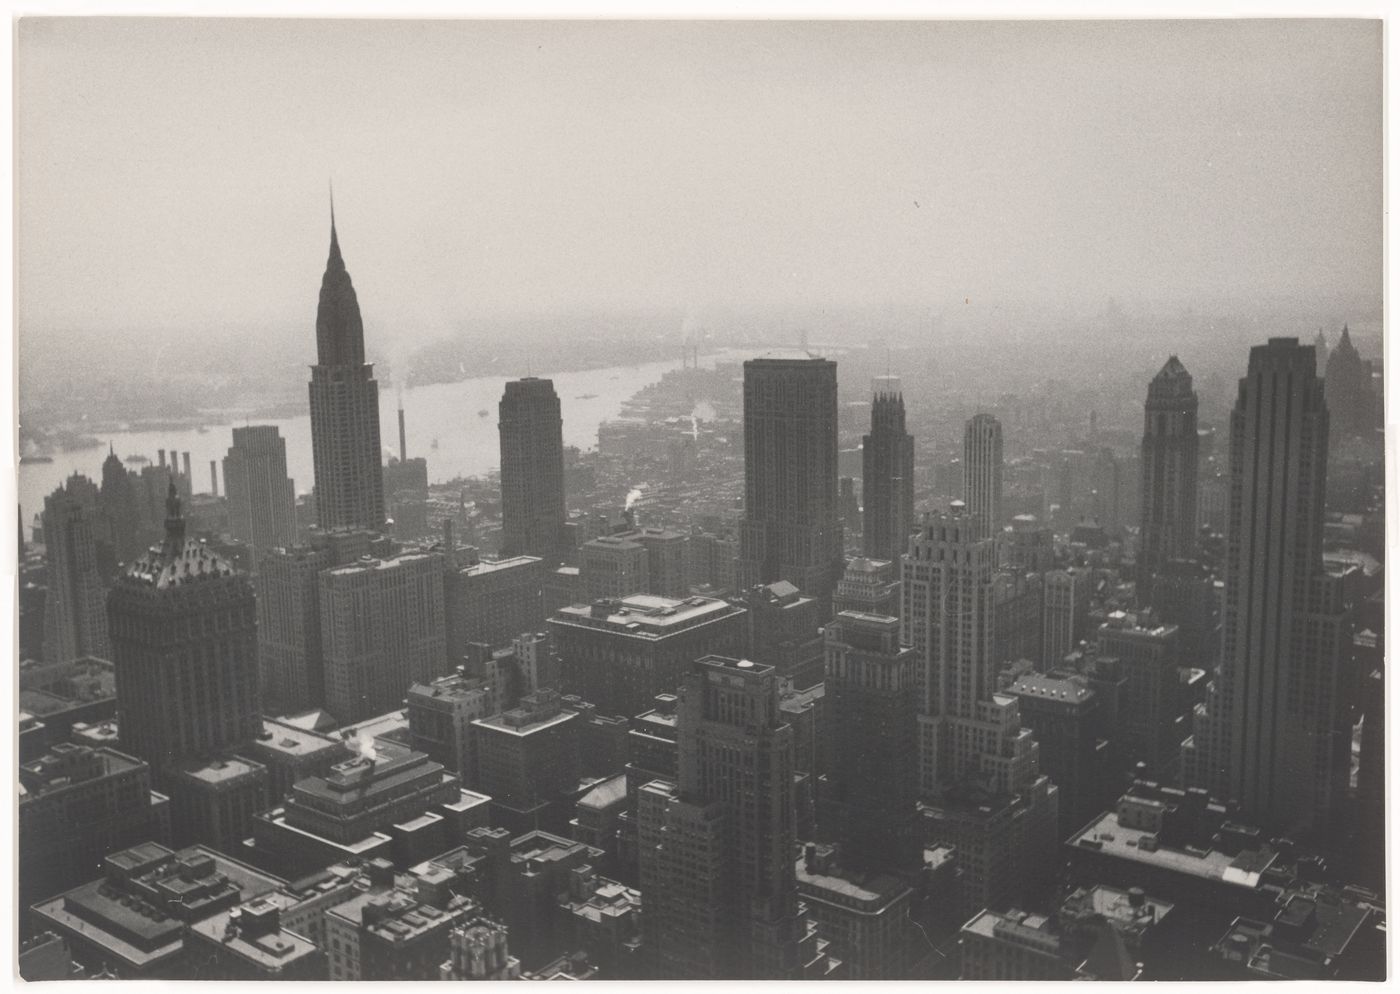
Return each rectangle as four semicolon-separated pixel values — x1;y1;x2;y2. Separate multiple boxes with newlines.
9;11;1388;984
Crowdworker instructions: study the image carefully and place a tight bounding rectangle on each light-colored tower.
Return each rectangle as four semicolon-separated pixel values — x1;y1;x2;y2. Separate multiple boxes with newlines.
42;476;110;663
223;425;298;566
498;377;567;562
308;207;386;531
737;353;843;616
1138;356;1199;593
862;376;915;561
962;413;1004;542
1187;338;1348;836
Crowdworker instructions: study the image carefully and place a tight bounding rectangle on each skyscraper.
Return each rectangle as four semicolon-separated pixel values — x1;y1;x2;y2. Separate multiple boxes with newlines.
861;376;914;561
1324;324;1376;439
962;413;1004;542
41;477;110;664
223;425;298;565
901;504;1058;913
308;207;386;532
498;377;567;562
98;447;145;564
638;655;828;979
737;354;843;615
1138;356;1199;592
822;611;919;873
108;483;261;775
1186;338;1349;836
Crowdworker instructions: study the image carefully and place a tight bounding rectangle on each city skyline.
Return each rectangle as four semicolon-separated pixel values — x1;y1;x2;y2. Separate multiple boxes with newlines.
11;14;1388;985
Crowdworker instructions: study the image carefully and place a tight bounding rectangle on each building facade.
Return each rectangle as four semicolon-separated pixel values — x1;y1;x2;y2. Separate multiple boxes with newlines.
963;414;1004;544
861;376;915;561
499;377;567;562
1138;356;1199;595
223;425;298;565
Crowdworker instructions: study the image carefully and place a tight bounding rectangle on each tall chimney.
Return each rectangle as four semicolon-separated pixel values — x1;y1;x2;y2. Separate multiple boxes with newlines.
183;452;192;481
398;406;407;464
158;449;166;469
210;461;219;497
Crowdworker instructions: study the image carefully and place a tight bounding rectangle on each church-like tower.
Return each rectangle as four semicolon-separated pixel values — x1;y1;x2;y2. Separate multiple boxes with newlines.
861;376;915;561
308;200;386;531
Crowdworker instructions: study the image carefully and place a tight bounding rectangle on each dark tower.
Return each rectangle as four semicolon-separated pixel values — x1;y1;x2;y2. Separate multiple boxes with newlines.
1186;338;1348;835
108;483;260;778
737;353;843;617
1324;324;1376;439
498;378;567;562
1138;356;1199;595
861;375;914;561
308;201;386;531
962;413;1003;541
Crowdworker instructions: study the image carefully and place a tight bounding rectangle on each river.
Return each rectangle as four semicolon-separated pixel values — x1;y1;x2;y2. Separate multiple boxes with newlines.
18;357;690;522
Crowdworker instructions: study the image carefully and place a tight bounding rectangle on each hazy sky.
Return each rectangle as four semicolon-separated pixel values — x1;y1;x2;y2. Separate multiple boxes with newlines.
16;18;1382;335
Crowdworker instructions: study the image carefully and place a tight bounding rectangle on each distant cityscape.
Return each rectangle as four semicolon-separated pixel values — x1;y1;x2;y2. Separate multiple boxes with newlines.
13;201;1386;982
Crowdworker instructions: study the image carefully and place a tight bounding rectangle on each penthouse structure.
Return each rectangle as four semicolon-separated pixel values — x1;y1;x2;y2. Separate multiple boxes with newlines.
549;594;745;719
832;556;900;617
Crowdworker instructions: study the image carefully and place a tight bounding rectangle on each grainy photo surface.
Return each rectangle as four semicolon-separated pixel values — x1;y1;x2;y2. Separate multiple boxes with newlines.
13;17;1385;982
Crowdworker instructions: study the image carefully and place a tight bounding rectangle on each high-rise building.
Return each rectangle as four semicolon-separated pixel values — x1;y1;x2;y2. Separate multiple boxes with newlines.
823;611;919;873
108;484;260;777
223;425;298;565
443;551;546;654
499;377;567;562
1043;567;1091;668
901;504;1058;914
1186;338;1350;836
862;376;914;561
1324;325;1376;439
737;354;843;616
639;655;830;979
1003;513;1054;573
1138;357;1199;595
963;414;1004;542
1098;611;1182;776
42;478;110;664
307;208;386;532
320;549;448;723
98;447;145;564
832;556;900;616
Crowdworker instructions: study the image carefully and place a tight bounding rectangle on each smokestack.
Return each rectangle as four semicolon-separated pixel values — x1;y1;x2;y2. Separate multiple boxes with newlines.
210;461;219;496
398;406;407;464
158;449;166;469
183;452;192;481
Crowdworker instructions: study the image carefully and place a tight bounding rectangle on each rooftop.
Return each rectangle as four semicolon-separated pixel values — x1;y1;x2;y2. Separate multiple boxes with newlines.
456;554;543;577
175;755;265;785
1069;809;1274;889
248;718;345;759
551;593;742;637
1008;672;1094;704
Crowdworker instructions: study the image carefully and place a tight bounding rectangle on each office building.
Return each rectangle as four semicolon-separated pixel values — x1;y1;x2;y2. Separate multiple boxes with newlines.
736;353;844;615
240;717;347;803
222;425;298;566
108;484;260;778
471;689;581;834
1098;611;1182;776
1324;325;1376;439
963;414;1004;542
832;556;900;616
1004;513;1054;573
638;655;831;979
901;505;1058;914
168;755;270;853
325;880;476;980
1186;338;1350;835
440;917;522;980
862;376;915;561
549;593;745;719
320;549;448;723
794;843;914;981
1138;357;1199;595
1001;671;1105;837
580;533;649;599
738;581;826;690
308;208;386;531
993;567;1044;669
499;377;567;562
19;744;171;914
185;895;327;980
1043;567;1091;668
444;552;546;654
99;447;146;565
823;611;919;873
255;528;387;715
42;478;110;664
407;669;499;778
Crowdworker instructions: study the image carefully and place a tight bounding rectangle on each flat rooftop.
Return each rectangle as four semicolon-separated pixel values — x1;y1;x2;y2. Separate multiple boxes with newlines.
175;755;265;785
457;555;542;577
551;594;741;637
1069;810;1274;889
249;719;345;759
1009;672;1094;704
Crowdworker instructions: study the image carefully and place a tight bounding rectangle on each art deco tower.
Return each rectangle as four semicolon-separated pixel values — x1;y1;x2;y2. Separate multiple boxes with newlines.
1138;356;1199;589
108;483;260;776
1186;338;1349;835
962;414;1003;542
223;425;298;565
861;376;915;561
737;353;843;615
308;207;386;531
42;477;110;664
498;377;567;562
